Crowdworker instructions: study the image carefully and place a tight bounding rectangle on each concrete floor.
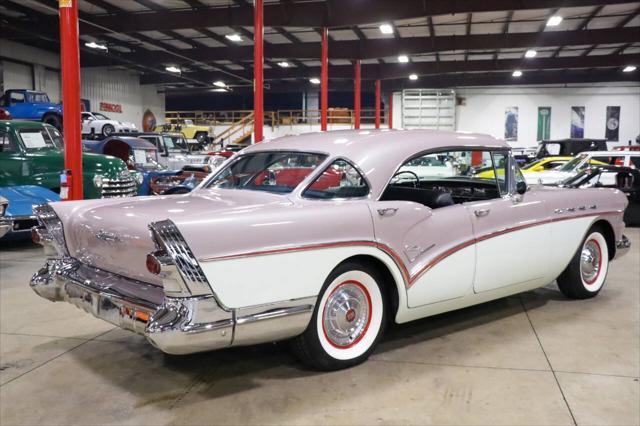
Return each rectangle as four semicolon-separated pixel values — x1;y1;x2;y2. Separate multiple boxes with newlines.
0;230;638;426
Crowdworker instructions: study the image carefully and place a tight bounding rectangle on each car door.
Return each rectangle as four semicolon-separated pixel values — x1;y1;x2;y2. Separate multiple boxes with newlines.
0;128;27;185
370;150;476;308
6;92;31;119
467;151;551;293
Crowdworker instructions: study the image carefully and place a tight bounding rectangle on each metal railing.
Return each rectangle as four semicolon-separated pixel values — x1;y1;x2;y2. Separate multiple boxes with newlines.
165;108;388;129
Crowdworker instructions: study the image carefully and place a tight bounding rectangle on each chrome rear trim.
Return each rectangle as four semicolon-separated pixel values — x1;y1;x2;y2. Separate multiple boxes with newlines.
614;235;631;260
30;257;316;355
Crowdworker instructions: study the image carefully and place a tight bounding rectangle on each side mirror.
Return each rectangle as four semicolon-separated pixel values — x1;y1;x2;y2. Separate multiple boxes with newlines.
516;180;527;195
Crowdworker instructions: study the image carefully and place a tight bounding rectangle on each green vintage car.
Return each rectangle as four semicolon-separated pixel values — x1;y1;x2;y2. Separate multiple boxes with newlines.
0;120;139;198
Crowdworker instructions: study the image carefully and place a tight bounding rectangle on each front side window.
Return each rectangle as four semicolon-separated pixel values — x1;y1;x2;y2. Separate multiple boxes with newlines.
558;154;588;172
303;159;369;199
491;151;508;194
206;151;327;194
18;128;59;151
0;131;17;153
93;112;110;120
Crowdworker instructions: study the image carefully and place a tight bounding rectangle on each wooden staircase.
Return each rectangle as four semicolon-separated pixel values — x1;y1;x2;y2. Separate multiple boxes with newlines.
212;112;254;149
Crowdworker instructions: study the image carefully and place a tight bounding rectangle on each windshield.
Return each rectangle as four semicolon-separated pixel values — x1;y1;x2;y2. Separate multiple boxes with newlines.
129;148;164;171
163;135;188;150
93;112;110;120
18;128;60;151
558;154;588;172
206;151;327;194
522;159;544;171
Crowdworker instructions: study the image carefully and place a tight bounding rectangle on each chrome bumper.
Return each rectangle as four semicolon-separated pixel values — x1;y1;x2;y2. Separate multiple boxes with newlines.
614;235;631;260
30;257;315;355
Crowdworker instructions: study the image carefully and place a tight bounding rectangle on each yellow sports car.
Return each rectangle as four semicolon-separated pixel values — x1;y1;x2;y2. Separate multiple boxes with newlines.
476;156;607;179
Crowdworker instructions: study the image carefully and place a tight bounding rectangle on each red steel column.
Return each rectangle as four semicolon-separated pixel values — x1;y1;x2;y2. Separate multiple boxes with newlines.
354;60;361;129
388;92;393;129
253;0;264;142
320;27;328;131
374;79;381;129
59;0;83;200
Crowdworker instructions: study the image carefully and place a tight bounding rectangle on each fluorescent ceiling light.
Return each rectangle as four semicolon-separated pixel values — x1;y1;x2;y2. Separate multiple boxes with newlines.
379;23;394;34
84;41;107;51
398;55;409;63
623;65;637;72
546;15;563;26
525;49;537;58
309;78;321;84
225;34;242;42
409;74;418;80
165;66;181;73
277;61;290;68
512;70;523;77
213;81;226;88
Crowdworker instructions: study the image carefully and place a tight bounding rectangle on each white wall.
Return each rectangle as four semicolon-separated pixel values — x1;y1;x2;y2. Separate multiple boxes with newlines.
0;40;165;129
455;85;640;148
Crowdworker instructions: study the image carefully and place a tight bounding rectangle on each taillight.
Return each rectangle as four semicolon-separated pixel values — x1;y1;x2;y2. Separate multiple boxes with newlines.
31;227;42;244
146;253;162;275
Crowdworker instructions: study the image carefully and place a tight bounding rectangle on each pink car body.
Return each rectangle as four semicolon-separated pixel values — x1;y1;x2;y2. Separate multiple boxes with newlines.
30;129;630;356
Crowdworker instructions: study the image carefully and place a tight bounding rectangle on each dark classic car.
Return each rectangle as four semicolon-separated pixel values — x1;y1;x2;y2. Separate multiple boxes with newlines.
560;166;640;226
536;138;608;159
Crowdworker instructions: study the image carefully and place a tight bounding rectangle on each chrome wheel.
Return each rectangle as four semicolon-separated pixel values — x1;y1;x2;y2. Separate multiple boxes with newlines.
580;239;602;285
322;281;371;348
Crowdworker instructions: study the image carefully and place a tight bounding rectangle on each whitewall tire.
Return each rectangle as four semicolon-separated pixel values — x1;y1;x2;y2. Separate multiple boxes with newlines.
292;261;387;370
557;226;609;299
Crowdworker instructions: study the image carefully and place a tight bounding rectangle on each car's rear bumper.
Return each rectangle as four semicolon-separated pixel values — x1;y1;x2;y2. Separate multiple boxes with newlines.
30;257;314;355
614;235;631;260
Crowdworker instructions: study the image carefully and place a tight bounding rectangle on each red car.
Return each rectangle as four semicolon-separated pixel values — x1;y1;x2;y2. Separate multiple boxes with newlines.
0;108;11;120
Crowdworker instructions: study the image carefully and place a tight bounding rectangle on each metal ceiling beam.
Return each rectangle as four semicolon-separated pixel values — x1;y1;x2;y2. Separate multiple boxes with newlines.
163;68;640;94
17;0;639;35
78;27;640;67
141;53;640;85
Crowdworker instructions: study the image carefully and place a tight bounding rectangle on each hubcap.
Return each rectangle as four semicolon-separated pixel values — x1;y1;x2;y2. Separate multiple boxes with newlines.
580;239;601;284
323;282;371;348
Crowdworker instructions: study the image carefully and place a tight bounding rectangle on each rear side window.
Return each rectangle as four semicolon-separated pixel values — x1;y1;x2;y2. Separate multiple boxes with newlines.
9;92;25;103
304;159;369;199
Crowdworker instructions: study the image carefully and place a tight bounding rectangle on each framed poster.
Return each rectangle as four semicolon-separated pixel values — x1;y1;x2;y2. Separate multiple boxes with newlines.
537;107;551;140
605;106;620;141
570;106;585;138
504;106;518;141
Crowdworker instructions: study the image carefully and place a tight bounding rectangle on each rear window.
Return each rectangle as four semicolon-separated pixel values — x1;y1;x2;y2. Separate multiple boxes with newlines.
206;151;327;194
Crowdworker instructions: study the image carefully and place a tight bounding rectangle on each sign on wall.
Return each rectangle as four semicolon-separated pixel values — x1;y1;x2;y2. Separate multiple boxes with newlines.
100;102;122;113
537;107;551;141
504;106;518;141
570;106;585;138
142;109;157;132
605;106;620;141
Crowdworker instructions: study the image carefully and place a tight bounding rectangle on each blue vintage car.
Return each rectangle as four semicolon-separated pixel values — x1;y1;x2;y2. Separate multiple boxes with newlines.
0;185;60;239
81;136;194;195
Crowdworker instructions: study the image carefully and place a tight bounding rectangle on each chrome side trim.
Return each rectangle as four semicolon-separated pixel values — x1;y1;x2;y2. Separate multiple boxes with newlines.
234;297;316;346
614;235;631;260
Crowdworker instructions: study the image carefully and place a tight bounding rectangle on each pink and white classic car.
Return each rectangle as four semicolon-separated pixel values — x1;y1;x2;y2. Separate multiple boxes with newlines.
30;129;630;370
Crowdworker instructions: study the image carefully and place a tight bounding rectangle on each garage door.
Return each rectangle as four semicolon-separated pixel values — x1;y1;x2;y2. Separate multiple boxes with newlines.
401;89;456;130
44;70;61;103
3;61;33;91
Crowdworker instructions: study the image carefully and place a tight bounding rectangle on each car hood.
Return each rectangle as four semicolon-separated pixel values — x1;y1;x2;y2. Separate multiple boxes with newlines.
51;189;293;284
0;185;59;217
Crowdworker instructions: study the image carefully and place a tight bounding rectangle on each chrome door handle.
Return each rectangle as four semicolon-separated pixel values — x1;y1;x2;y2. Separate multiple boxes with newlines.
474;208;490;217
377;208;398;217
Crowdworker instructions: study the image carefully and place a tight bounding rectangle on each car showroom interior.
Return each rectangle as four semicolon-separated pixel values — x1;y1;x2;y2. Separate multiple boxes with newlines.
0;1;639;425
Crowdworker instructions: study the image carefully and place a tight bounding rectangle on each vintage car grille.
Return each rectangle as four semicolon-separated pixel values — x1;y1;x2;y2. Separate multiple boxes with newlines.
102;175;138;198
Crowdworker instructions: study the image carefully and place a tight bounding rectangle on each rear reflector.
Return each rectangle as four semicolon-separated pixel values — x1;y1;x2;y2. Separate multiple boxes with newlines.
146;253;162;275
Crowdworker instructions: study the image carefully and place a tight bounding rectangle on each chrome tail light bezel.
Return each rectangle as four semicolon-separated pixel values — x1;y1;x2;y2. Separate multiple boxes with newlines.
33;204;69;257
148;219;222;303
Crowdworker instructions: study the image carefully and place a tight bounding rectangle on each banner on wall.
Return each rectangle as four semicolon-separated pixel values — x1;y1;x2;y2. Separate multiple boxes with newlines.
504;106;518;141
605;106;620;141
570;106;585;138
537;107;551;141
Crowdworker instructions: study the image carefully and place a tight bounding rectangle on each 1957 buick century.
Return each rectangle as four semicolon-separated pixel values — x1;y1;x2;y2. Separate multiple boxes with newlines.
30;129;631;370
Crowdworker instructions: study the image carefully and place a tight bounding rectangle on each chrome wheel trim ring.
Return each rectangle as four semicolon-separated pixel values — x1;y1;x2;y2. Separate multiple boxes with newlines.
580;239;601;285
322;281;371;348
